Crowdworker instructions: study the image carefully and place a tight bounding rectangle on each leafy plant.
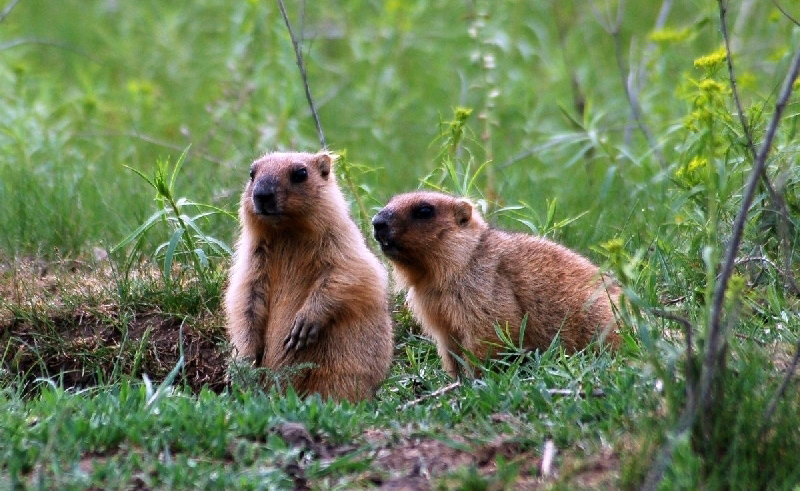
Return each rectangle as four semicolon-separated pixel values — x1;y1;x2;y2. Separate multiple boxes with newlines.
111;147;235;290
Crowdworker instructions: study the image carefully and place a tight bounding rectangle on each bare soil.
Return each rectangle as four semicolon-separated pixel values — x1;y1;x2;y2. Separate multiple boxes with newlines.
0;259;228;393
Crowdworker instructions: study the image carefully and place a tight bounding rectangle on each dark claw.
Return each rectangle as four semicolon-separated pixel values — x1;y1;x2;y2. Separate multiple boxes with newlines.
284;316;320;353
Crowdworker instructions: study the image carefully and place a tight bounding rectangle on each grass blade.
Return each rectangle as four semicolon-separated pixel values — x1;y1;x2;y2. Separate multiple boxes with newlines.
111;207;169;253
163;227;185;283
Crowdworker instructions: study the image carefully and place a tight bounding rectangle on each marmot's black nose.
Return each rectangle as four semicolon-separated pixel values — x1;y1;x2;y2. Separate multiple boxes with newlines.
372;215;387;231
253;192;276;213
372;213;390;241
253;184;278;215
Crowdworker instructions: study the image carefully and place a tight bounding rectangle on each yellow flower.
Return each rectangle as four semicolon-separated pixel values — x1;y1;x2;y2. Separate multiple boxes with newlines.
687;156;707;173
684;110;703;132
600;238;624;255
675;156;708;184
694;47;727;71
699;79;726;92
648;27;691;43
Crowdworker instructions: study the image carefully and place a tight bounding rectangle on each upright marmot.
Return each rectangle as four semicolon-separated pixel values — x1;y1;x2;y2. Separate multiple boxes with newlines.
372;191;620;377
225;151;393;401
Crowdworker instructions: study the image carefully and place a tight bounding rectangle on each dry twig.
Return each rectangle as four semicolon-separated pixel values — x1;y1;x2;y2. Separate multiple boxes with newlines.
772;0;800;27
546;388;606;397
400;381;461;411
277;0;326;149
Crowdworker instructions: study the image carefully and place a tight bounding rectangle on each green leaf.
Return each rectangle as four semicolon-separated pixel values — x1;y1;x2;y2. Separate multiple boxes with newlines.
164;227;185;283
466;159;491;193
194;248;209;269
145;354;185;410
546;198;557;230
169;145;191;194
111;208;170;253
199;235;233;256
122;164;157;191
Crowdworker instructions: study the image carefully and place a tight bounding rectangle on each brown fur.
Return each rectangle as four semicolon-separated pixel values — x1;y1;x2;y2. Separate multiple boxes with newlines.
225;151;393;401
372;191;620;377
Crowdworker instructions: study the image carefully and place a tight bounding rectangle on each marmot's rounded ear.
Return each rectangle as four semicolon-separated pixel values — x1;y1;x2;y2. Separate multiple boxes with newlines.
454;199;473;226
316;151;337;179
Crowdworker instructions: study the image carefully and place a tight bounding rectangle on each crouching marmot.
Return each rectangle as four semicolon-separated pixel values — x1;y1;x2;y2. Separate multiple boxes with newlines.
225;151;393;401
372;191;620;377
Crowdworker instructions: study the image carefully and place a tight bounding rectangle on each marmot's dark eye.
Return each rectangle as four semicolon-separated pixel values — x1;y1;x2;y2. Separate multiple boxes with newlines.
290;167;308;184
249;168;255;181
412;204;435;220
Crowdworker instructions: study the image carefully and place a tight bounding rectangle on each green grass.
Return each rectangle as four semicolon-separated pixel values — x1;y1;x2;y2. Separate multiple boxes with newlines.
2;0;800;489
1;346;648;490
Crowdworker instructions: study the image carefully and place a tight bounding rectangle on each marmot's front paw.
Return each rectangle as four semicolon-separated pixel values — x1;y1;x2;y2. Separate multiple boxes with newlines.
284;315;321;352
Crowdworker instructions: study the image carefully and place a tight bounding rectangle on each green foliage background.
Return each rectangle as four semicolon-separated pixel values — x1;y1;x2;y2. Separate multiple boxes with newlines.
6;0;792;257
2;0;800;489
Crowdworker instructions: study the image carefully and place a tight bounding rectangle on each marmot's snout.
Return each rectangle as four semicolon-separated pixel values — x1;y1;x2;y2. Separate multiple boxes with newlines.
371;211;390;240
371;210;399;256
252;177;279;215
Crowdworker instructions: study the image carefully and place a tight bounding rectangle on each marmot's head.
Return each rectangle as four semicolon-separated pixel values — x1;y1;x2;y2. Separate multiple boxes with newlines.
242;151;338;228
372;191;487;285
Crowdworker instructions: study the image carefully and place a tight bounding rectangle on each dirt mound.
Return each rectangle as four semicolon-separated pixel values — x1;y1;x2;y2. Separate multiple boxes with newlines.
2;307;228;393
0;260;229;393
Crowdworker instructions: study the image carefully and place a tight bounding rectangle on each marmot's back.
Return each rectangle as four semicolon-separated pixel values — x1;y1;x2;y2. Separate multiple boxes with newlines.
372;191;619;376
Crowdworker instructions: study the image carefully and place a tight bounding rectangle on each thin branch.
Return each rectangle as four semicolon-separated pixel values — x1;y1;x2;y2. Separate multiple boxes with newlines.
733;332;767;346
546;388;606;397
653;0;674;30
277;0;326;149
773;0;800;27
611;30;667;168
637;0;675;98
651;308;692;333
628;0;674;146
707;35;800;369
733;256;800;295
0;0;21;24
732;0;757;43
719;0;755;154
641;34;800;491
663;295;687;306
701;28;800;462
588;0;665;167
400;381;461;411
719;0;800;298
